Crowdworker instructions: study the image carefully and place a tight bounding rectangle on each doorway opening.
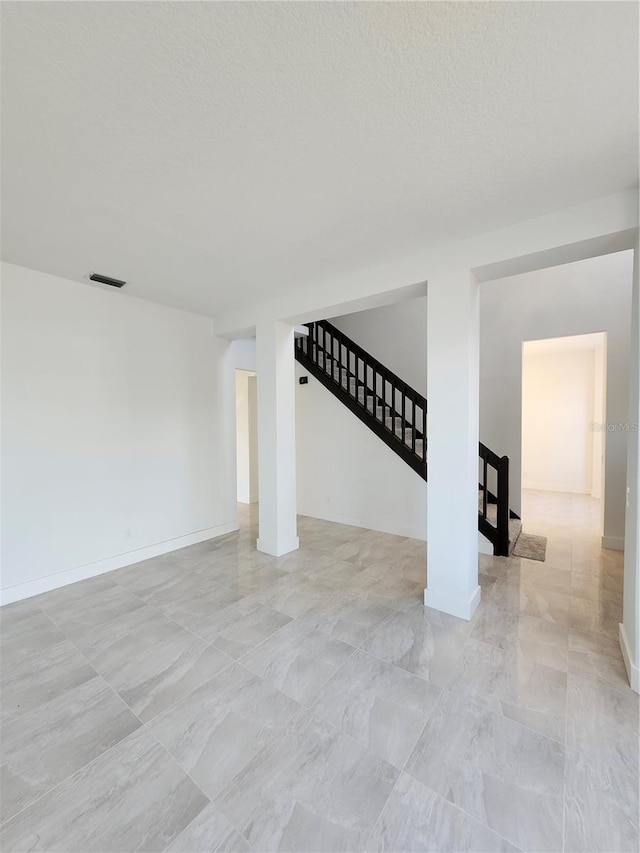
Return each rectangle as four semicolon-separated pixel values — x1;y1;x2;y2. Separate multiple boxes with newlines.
521;332;607;534
235;370;258;505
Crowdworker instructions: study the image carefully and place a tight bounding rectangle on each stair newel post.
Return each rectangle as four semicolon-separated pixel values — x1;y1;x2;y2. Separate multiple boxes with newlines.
497;455;510;556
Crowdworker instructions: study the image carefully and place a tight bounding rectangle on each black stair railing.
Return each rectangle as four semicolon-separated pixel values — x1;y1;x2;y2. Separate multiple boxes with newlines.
295;319;513;556
295;319;427;478
478;442;510;557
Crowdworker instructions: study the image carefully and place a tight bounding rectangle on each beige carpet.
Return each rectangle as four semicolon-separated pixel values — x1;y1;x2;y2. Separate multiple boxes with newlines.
513;533;547;561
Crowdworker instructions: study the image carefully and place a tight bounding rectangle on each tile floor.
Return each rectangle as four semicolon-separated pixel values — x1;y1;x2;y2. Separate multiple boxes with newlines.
0;492;638;852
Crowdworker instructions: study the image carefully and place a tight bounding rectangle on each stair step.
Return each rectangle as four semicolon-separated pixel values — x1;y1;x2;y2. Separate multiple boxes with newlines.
478;490;522;555
311;351;425;457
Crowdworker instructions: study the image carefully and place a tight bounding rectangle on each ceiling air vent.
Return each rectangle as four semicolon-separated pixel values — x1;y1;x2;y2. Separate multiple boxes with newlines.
88;272;127;288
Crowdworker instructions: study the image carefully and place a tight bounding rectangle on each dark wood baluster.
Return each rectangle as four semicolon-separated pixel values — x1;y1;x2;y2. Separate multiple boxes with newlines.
482;458;488;518
423;404;427;460
402;392;406;449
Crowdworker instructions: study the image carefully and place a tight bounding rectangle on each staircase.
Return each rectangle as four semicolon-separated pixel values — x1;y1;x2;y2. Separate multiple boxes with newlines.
295;319;521;557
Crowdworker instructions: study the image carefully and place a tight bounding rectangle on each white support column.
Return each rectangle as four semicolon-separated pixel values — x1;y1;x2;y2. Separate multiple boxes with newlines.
621;238;640;693
256;319;299;556
425;270;481;620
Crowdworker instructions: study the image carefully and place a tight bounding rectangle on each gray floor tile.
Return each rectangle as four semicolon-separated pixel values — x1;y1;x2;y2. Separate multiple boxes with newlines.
312;648;440;768
167;802;250;852
253;574;337;619
0;498;633;851
271;547;337;576
0;638;96;720
93;626;233;723
405;692;565;852
360;604;473;687
299;595;392;647
188;596;292;656
566;673;639;779
217;564;292;598
367;772;520;852
570;570;622;605
241;619;354;704
509;563;572;595
37;579;146;635
348;567;424;612
564;750;639;853
569;596;622;640
0;602;68;666
216;709;398;852
1;675;141;822
111;555;190;598
447;638;567;742
0;727;208;852
471;599;569;673
568;630;631;692
302;558;369;590
486;579;571;627
63;603;185;664
149;579;245;635
147;663;300;799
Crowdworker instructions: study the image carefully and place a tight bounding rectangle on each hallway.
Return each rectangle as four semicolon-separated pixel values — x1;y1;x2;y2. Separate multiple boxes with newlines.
1;501;637;852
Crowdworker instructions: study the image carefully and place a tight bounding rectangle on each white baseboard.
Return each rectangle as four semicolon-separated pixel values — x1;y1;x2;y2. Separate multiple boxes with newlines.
256;536;300;557
0;521;239;607
297;506;427;542
424;584;481;621
619;623;639;693
602;536;625;551
522;481;591;494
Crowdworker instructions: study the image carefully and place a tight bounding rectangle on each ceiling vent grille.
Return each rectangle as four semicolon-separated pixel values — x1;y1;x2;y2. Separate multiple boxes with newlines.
88;273;127;288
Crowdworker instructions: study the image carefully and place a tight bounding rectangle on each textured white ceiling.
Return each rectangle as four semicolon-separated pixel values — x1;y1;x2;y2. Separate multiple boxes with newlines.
1;1;638;318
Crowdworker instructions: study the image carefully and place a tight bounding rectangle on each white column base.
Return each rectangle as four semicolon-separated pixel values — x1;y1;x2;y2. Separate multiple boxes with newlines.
257;536;300;557
619;622;639;693
424;584;481;621
602;536;624;551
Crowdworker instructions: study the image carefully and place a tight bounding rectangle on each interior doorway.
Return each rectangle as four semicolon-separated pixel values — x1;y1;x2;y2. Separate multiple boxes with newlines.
521;332;607;533
235;370;258;504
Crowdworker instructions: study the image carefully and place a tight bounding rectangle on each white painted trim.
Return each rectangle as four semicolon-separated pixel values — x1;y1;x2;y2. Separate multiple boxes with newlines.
619;622;639;693
424;583;481;621
522;480;592;495
297;508;426;542
0;521;239;606
256;536;300;557
602;536;625;551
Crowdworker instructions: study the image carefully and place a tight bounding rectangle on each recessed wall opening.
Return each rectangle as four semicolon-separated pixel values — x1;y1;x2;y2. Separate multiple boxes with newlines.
521;332;607;534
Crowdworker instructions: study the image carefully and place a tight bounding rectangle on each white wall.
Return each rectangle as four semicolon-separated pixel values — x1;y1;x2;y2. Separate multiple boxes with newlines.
621;238;640;693
331;296;427;395
522;347;597;494
481;251;633;547
322;252;631;548
1;262;236;604
235;371;258;504
295;362;427;540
